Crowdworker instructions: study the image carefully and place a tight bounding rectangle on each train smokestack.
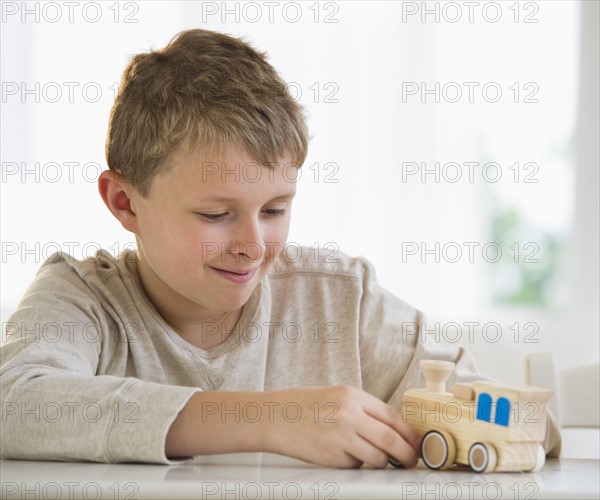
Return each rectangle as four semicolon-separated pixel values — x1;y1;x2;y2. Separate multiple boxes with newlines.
420;360;455;393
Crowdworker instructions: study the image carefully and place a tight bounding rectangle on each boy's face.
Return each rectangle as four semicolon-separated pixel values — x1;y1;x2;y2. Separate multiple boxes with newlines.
128;145;297;319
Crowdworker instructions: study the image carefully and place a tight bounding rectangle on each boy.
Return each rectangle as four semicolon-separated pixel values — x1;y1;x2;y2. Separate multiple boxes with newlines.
0;29;560;467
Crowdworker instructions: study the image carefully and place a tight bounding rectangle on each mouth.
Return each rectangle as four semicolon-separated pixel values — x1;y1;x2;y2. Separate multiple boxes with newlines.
209;266;259;283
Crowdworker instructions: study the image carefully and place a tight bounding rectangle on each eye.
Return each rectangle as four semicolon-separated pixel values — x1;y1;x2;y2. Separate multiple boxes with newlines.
263;208;286;217
197;212;228;222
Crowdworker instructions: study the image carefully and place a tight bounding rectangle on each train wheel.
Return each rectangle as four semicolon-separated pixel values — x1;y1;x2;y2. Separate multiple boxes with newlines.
468;442;498;472
421;430;456;470
525;444;546;472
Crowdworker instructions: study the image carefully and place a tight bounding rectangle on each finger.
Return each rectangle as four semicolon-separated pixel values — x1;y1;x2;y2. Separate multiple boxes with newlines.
346;434;391;469
340;451;364;469
388;416;421;454
359;394;421;451
355;415;419;468
319;450;362;469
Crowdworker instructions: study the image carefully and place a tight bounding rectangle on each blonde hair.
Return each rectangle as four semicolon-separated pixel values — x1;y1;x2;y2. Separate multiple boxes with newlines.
105;29;310;196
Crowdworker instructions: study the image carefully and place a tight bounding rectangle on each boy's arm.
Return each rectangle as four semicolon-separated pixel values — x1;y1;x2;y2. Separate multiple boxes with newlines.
1;312;419;468
164;384;421;468
0;321;200;464
0;266;200;464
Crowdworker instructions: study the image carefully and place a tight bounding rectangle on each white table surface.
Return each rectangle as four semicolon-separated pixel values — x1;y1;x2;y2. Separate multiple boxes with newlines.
1;453;598;500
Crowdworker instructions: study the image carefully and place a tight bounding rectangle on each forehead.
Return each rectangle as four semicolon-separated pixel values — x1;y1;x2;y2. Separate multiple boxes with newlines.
154;145;298;198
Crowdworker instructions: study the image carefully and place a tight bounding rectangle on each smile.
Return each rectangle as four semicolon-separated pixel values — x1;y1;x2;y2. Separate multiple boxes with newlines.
210;266;258;284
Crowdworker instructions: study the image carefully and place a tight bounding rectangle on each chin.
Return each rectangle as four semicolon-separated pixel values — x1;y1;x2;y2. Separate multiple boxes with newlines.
220;290;254;307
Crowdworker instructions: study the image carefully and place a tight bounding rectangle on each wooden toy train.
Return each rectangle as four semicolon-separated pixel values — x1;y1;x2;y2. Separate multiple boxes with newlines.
393;360;552;472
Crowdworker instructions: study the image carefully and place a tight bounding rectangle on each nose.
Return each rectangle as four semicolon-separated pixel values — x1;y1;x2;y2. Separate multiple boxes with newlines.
228;216;265;263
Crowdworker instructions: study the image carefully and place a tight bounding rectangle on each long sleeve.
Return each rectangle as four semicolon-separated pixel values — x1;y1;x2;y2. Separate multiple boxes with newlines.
0;257;200;464
354;255;562;458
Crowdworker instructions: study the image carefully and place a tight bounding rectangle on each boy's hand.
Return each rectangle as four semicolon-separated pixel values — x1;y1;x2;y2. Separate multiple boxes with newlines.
261;385;421;469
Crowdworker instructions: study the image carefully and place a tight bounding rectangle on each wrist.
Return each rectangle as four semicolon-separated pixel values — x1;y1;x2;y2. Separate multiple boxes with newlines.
253;389;283;454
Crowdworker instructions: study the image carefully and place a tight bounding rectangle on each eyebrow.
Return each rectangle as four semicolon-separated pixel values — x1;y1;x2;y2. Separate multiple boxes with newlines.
202;191;296;202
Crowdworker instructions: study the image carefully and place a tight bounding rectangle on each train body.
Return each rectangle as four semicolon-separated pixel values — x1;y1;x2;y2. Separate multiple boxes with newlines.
401;360;552;472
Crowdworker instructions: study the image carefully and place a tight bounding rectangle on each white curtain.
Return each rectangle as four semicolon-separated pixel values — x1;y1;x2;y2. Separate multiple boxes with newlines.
1;1;596;381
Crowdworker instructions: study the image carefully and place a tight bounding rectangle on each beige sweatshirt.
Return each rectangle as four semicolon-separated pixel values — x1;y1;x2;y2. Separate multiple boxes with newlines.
0;245;561;464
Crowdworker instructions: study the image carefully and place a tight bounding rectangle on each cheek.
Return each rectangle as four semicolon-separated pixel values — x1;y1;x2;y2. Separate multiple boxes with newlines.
190;224;229;264
141;213;208;265
137;206;178;242
264;219;292;261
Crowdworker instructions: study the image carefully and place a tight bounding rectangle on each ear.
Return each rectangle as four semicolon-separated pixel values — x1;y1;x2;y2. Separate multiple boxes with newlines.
98;170;140;234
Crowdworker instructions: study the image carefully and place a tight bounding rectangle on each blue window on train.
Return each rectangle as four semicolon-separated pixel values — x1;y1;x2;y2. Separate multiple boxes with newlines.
494;397;510;426
476;392;492;422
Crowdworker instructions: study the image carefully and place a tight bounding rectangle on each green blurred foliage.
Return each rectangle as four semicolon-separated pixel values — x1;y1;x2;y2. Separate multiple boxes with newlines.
491;204;560;307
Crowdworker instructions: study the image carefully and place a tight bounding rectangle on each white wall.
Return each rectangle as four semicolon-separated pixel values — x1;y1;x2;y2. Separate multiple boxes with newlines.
1;1;597;384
